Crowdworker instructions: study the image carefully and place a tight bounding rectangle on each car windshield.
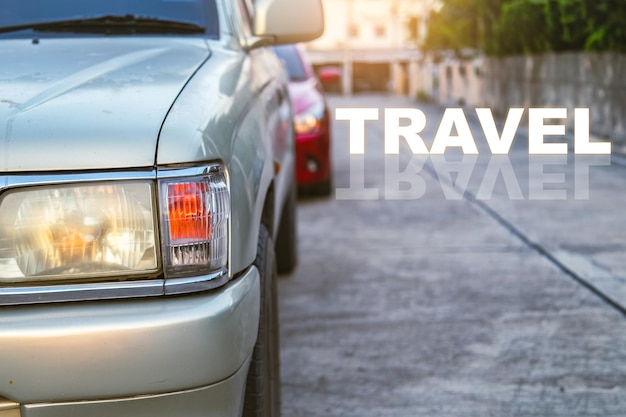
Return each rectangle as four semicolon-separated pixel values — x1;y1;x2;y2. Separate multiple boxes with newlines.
273;45;308;82
0;0;218;37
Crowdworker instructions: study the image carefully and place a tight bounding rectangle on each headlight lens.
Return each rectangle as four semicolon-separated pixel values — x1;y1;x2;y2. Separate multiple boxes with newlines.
0;182;158;283
294;113;321;135
294;101;325;135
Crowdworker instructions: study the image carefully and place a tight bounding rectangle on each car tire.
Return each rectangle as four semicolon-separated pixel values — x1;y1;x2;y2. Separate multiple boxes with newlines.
315;177;332;197
275;184;297;274
243;224;281;417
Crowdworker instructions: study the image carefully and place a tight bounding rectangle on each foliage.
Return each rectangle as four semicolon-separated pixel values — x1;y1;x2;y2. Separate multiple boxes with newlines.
422;0;626;55
422;0;481;52
416;90;434;103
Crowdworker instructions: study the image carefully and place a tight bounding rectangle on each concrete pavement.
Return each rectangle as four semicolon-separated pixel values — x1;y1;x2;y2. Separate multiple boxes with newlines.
279;94;626;417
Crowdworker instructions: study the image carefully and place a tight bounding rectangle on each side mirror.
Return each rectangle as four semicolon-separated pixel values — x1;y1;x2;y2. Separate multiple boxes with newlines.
254;0;324;45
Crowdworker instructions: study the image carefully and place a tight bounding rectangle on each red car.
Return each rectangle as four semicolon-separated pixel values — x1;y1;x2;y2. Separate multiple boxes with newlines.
274;44;332;195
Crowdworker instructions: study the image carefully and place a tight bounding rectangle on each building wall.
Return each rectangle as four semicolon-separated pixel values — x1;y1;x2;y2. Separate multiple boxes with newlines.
481;53;626;145
412;53;626;148
310;0;431;51
306;0;433;95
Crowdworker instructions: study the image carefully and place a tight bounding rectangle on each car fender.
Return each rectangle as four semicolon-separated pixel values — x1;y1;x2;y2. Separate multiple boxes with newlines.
157;42;286;275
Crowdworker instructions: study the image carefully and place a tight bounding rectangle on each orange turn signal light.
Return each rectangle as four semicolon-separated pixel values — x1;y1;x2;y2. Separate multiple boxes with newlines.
167;182;211;243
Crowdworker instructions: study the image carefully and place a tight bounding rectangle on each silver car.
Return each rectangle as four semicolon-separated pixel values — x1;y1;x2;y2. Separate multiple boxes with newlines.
0;0;323;416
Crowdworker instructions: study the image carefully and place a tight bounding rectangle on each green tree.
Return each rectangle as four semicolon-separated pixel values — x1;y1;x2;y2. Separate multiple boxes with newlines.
423;0;504;53
423;0;626;55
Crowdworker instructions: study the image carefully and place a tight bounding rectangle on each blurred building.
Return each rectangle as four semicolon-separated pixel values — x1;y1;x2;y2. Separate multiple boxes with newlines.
305;0;437;95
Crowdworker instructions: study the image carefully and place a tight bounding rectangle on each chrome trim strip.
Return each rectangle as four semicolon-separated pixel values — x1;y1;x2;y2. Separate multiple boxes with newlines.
1;170;155;190
0;397;20;413
165;270;228;295
0;271;231;305
156;164;222;179
224;164;232;281
0;280;164;306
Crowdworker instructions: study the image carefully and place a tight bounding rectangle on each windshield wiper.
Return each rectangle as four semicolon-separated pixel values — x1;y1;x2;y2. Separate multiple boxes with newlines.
0;14;207;35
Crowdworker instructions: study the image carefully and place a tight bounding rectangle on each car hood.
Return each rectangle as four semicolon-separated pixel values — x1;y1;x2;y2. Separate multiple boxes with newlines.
287;77;323;115
0;37;210;172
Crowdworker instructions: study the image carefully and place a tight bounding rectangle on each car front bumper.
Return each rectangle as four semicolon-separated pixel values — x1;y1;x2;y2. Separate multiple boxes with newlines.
19;364;249;417
0;266;260;417
295;129;331;186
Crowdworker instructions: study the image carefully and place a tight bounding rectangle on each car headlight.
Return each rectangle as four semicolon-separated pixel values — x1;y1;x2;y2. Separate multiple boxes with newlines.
294;101;325;135
0;167;230;287
0;182;158;283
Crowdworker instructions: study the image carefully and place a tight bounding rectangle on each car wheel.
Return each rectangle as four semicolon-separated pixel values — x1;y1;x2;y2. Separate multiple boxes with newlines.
275;184;297;274
315;178;332;197
243;224;281;417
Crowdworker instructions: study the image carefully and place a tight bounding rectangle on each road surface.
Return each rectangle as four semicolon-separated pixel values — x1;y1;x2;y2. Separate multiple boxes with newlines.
279;94;626;417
